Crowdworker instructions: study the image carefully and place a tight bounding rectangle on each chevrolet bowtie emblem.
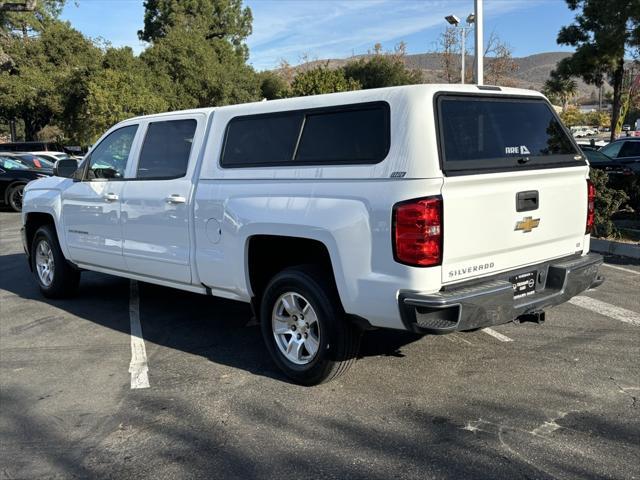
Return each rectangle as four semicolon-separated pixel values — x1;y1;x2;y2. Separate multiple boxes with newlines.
515;216;540;233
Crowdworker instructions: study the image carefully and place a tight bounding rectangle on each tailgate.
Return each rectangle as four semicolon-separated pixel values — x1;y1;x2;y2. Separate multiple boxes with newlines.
435;92;588;284
441;167;587;284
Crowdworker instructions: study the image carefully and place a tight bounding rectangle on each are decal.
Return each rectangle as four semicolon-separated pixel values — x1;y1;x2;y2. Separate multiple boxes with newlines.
505;145;531;155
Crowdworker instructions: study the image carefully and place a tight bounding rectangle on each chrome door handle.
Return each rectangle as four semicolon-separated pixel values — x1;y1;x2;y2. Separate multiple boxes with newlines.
166;194;186;204
104;193;119;202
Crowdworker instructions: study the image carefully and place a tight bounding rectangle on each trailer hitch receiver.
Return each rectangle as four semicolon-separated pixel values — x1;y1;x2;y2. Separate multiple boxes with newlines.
514;311;546;325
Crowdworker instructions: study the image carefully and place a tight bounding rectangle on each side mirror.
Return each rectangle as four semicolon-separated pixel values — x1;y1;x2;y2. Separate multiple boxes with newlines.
53;159;79;178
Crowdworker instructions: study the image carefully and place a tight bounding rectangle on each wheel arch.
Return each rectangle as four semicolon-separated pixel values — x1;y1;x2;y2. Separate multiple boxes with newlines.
24;212;58;255
246;235;344;314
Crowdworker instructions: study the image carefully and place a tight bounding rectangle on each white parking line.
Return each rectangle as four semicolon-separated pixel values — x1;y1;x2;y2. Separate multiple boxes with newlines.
601;263;640;276
482;328;513;342
128;280;150;389
569;296;640;326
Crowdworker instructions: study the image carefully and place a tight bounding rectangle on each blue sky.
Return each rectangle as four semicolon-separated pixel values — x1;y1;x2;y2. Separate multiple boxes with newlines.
60;0;577;71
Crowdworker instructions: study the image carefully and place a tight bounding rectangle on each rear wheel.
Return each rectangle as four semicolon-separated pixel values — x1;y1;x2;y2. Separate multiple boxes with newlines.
7;184;25;212
260;266;360;385
31;225;80;298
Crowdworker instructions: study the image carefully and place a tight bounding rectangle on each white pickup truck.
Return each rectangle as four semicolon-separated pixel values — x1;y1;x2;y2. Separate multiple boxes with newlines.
21;84;604;385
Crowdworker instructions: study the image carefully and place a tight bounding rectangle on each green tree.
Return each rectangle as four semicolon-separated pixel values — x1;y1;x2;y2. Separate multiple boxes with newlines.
590;168;629;238
559;106;585;126
138;0;252;58
83;68;168;141
542;72;578;112
290;63;360;97
0;0;64;37
139;0;260;110
67;47;169;143
585;110;610;128
0;19;101;140
257;70;289;100
142;23;260;109
343;50;422;89
555;0;640;141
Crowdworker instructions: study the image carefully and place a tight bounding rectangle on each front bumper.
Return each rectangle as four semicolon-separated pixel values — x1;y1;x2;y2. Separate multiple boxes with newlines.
399;253;604;334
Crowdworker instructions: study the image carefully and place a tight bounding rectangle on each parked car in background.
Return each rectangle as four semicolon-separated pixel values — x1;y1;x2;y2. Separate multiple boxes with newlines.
29;151;71;164
583;149;634;176
571;126;597;138
0;141;87;157
577;139;608;151
0;141;65;153
0;156;51;212
0;152;54;172
599;138;640;173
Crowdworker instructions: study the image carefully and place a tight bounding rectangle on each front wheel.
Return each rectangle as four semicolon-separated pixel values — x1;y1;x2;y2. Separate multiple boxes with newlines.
260;266;360;385
7;184;25;212
31;225;80;298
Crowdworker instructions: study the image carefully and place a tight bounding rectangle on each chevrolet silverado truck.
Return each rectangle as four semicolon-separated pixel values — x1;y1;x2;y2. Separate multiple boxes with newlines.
21;85;604;385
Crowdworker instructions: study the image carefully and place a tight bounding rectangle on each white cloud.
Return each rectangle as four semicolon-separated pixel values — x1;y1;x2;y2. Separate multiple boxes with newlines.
245;0;545;70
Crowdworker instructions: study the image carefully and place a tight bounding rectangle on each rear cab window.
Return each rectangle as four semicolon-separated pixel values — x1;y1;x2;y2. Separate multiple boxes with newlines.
436;94;583;175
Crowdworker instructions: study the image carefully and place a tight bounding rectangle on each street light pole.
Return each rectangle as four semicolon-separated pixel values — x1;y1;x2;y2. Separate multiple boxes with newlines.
474;0;484;85
461;25;466;84
446;13;475;85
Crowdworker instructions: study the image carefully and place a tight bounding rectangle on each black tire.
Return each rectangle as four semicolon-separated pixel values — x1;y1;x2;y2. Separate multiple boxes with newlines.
260;265;360;385
31;225;80;298
7;183;25;212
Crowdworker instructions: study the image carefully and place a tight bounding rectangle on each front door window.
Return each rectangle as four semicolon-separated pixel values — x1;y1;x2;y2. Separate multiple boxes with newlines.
85;125;138;180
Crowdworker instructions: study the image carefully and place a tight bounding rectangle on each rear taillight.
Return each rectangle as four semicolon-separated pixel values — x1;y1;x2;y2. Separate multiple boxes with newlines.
393;196;442;267
586;179;595;234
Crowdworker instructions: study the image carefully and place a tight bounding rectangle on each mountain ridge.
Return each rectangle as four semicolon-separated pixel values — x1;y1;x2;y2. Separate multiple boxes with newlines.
290;51;602;99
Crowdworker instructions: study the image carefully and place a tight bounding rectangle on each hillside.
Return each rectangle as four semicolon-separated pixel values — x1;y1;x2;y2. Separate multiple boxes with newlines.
292;51;603;100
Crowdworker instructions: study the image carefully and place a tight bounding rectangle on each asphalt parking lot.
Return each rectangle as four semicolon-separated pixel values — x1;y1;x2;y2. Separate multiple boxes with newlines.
1;211;639;480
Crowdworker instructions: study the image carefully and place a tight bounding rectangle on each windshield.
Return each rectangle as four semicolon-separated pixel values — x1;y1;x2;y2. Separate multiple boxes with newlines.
600;142;623;158
437;95;582;174
0;157;30;170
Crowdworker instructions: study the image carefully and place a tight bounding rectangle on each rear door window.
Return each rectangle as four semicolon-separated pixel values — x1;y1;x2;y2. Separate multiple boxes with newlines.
136;119;197;179
437;95;581;175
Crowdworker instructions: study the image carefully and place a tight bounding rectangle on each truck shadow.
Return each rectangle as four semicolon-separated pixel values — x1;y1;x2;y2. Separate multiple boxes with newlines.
0;252;423;384
3;251;638;479
3;380;634;479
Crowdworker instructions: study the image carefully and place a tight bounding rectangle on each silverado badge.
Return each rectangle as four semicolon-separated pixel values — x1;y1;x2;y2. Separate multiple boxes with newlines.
515;216;540;233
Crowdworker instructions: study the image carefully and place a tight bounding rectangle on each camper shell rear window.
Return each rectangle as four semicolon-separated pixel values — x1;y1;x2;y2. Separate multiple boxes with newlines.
435;94;584;175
